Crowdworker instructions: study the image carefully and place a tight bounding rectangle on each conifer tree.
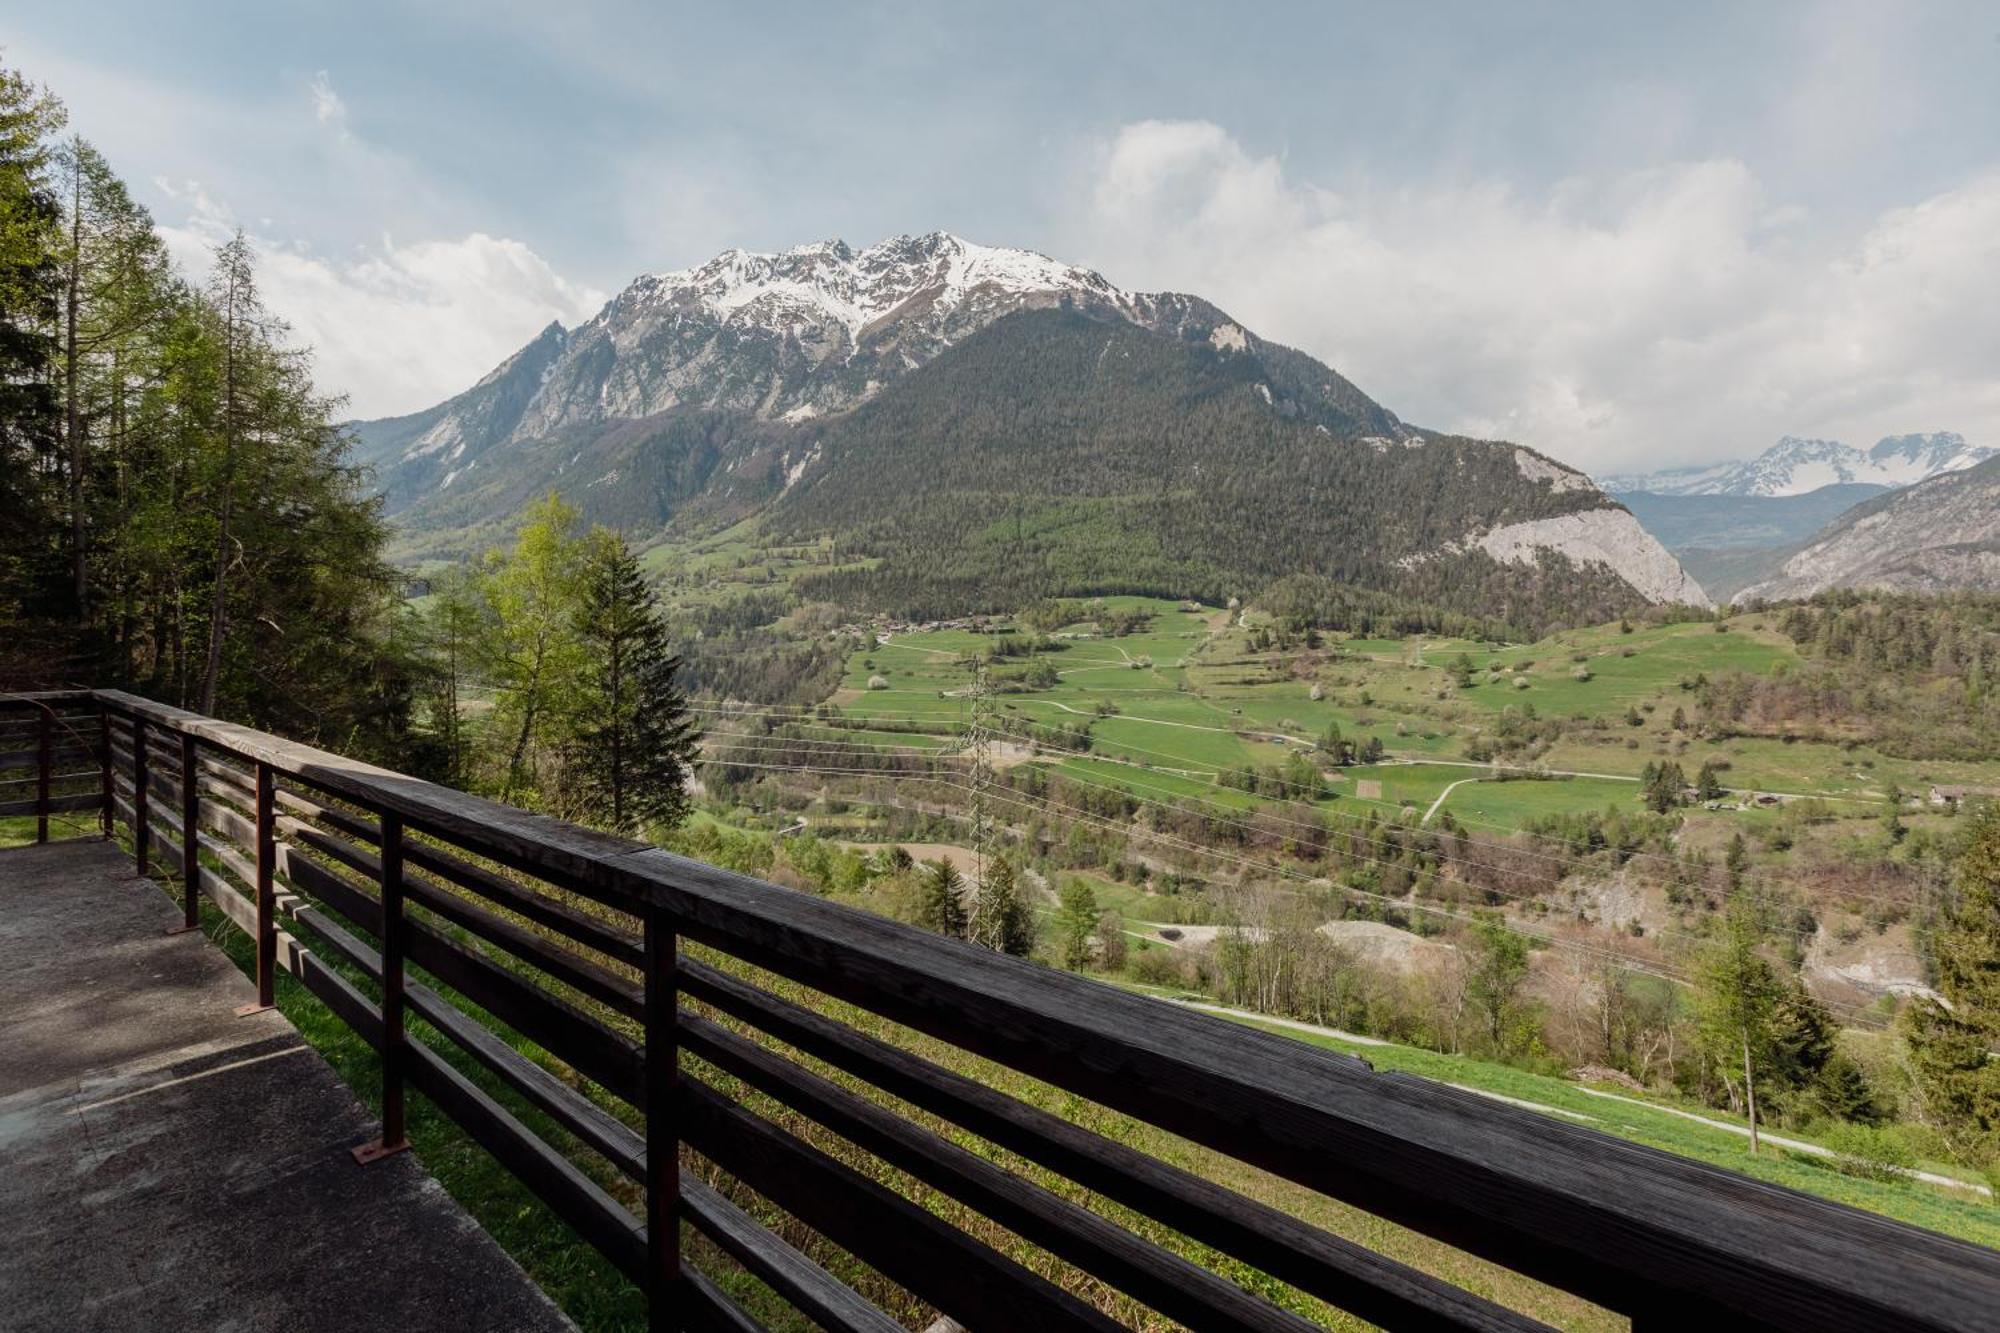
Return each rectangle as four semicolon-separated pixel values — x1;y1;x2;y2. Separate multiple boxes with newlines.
573;528;699;835
915;859;967;937
971;855;1035;956
1695;890;1782;1152
1903;806;2000;1162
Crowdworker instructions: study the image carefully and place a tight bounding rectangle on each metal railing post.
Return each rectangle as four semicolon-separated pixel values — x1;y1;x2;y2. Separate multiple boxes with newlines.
644;906;679;1330
354;810;411;1163
97;708;112;839
235;760;276;1016
34;706;50;844
167;732;200;935
131;717;150;877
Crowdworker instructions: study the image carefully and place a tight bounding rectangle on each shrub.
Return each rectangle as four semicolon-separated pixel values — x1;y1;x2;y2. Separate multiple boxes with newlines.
866;674;890;690
1818;1123;1915;1183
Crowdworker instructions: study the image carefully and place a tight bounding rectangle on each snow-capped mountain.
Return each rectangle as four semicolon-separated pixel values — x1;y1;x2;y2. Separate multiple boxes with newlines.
1601;432;1992;498
351;230;1410;509
351;231;1706;620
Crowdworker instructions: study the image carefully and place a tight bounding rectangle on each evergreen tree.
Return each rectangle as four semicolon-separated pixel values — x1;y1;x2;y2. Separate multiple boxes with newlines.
1695;891;1783;1152
572;528;699;834
1644;761;1687;814
1054;878;1100;969
915;858;967;937
1903;806;2000;1163
1695;760;1726;801
971;855;1035;956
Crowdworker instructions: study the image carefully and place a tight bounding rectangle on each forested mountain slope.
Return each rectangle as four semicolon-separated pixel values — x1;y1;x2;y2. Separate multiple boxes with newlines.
352;234;1707;627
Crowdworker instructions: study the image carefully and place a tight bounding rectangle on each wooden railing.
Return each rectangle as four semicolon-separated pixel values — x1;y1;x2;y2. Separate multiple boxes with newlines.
7;688;1999;1331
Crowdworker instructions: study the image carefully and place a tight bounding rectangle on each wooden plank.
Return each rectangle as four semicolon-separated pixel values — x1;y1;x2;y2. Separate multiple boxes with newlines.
679;1076;1120;1333
625;847;2000;1333
262;825;648;1108
679;1172;900;1333
279;815;645;1020
91;689;2000;1331
411;979;646;1180
403;1039;648;1281
270;782;644;968
680;1011;1318;1333
0;793;101;816
679;1268;765;1333
679;958;1549;1333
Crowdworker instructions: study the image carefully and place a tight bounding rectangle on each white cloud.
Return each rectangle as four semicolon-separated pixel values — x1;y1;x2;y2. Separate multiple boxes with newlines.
309;71;346;128
158;185;605;418
1066;120;2000;476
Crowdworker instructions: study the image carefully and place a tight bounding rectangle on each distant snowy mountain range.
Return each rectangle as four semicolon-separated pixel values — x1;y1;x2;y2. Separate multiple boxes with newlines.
1600;433;1993;498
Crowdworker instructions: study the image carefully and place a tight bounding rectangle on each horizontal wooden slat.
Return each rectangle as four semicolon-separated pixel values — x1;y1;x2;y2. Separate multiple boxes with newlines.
405;1038;648;1280
679;957;1548;1333
680;1267;765;1333
94;688;2000;1333
680;1171;901;1333
0;788;103;808
271;780;645;968
279;814;645;1020
681;1010;1317;1333
680;1075;1120;1333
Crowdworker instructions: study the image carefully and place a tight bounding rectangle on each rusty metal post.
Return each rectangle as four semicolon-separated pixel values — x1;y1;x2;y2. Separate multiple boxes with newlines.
167;732;200;935
236;760;276;1016
98;709;113;839
131;717;150;877
644;906;679;1330
353;810;410;1164
34;706;50;844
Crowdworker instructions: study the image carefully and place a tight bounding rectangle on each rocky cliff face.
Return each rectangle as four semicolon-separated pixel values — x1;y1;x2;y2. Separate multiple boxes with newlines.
1736;456;2000;601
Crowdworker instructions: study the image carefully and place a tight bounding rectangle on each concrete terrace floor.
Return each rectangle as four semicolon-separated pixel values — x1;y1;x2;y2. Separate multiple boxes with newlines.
0;837;573;1332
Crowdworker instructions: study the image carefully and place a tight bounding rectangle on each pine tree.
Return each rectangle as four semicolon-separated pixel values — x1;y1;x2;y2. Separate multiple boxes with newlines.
1695;891;1782;1153
971;855;1034;956
1054;878;1100;969
1903;806;2000;1161
915;859;967;937
573;528;699;835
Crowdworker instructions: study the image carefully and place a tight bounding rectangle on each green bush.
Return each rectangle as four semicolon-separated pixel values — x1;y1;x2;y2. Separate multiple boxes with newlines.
1818;1122;1915;1183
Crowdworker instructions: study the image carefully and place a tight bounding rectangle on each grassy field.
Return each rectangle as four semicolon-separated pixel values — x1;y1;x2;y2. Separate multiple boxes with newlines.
791;597;2000;848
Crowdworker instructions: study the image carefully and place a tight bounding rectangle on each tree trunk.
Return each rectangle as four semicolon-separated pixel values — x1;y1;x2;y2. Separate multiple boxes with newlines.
1741;1030;1760;1155
200;280;239;715
65;159;87;619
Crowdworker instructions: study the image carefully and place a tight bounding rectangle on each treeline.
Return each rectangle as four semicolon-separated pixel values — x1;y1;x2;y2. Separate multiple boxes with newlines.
0;63;411;754
1694;593;2000;760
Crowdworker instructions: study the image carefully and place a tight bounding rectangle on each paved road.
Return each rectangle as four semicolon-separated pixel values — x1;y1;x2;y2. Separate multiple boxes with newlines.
0;838;573;1332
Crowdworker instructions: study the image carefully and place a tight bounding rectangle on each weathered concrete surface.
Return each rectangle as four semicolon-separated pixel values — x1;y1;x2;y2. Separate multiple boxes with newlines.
0;838;574;1332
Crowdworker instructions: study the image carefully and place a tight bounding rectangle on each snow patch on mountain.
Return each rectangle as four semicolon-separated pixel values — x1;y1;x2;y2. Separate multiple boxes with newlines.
1601;432;1991;497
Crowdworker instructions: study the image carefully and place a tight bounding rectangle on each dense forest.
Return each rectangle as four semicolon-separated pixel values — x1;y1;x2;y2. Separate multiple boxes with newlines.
0;63;413;755
770;308;1646;633
1696;592;2000;760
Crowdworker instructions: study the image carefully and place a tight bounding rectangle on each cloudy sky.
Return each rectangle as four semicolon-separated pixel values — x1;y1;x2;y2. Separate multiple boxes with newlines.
12;2;1999;475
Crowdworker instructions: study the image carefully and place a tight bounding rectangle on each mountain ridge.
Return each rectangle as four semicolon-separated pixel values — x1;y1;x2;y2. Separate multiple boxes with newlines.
1601;432;1991;498
1735;455;2000;602
351;232;1707;625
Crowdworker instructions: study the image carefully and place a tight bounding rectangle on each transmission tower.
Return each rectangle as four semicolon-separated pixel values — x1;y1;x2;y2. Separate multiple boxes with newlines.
966;664;994;890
